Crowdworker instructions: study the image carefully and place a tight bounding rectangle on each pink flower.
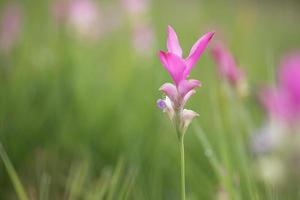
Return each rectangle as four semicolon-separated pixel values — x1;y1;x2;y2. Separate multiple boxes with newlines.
159;26;213;107
51;0;69;24
67;0;100;39
157;25;214;134
121;0;156;56
211;42;245;86
52;0;122;40
121;0;149;17
0;3;22;53
132;22;155;54
260;52;300;122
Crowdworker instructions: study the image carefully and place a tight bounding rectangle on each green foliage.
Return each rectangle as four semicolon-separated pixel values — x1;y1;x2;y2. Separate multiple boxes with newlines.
0;0;300;199
0;147;137;200
0;143;29;200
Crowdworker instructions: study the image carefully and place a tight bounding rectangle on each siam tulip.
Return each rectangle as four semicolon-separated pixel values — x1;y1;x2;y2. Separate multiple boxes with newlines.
121;0;149;18
157;25;214;200
157;26;214;135
252;52;300;185
51;0;121;39
211;42;247;96
253;52;300;154
260;52;300;124
0;3;22;53
132;22;155;55
121;0;156;56
51;0;68;24
67;0;100;39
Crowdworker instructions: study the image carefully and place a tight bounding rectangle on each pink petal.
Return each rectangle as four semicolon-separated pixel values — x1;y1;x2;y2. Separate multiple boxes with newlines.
159;51;187;85
260;87;294;121
0;3;22;52
211;42;244;85
164;96;175;120
184;31;214;77
182;109;199;120
182;90;196;107
181;109;199;131
259;52;300;122
67;0;100;39
167;25;182;57
279;52;300;100
178;79;201;97
159;83;178;102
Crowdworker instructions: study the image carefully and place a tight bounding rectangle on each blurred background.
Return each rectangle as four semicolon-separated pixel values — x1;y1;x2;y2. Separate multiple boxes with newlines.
0;0;300;199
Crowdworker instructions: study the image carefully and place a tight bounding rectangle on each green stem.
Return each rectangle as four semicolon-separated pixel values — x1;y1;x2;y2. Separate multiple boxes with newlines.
179;135;186;200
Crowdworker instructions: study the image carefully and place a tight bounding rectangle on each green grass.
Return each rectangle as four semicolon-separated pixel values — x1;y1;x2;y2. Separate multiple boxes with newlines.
0;0;300;199
0;146;137;200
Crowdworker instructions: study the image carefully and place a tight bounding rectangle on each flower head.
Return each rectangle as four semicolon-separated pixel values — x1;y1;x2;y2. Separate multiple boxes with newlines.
157;25;214;135
51;0;68;23
211;41;245;86
260;52;300;123
0;3;22;53
51;0;102;40
121;0;149;17
132;22;155;54
66;0;101;39
122;0;156;56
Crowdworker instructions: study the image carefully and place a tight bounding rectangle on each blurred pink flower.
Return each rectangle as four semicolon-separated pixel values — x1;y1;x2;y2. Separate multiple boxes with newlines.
51;0;122;39
132;23;155;54
121;0;156;55
211;42;245;86
157;26;214;133
0;3;22;53
260;52;300;122
121;0;149;17
51;0;69;23
52;0;101;39
67;0;100;38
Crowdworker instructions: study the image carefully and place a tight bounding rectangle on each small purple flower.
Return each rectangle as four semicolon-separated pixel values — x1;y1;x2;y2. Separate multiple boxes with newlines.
260;52;300;123
211;41;245;86
0;3;22;53
157;99;166;109
157;25;214;134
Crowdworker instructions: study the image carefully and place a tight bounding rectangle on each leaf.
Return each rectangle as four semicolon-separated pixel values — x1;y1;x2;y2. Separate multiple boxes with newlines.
0;143;29;200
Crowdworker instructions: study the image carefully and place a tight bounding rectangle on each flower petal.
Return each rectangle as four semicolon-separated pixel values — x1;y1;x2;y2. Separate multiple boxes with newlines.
159;51;187;85
167;25;182;57
159;82;178;103
182;90;196;108
184;31;214;77
211;42;244;85
178;79;201;97
156;99;167;109
164;96;175;120
279;52;300;100
260;87;293;120
181;109;199;132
